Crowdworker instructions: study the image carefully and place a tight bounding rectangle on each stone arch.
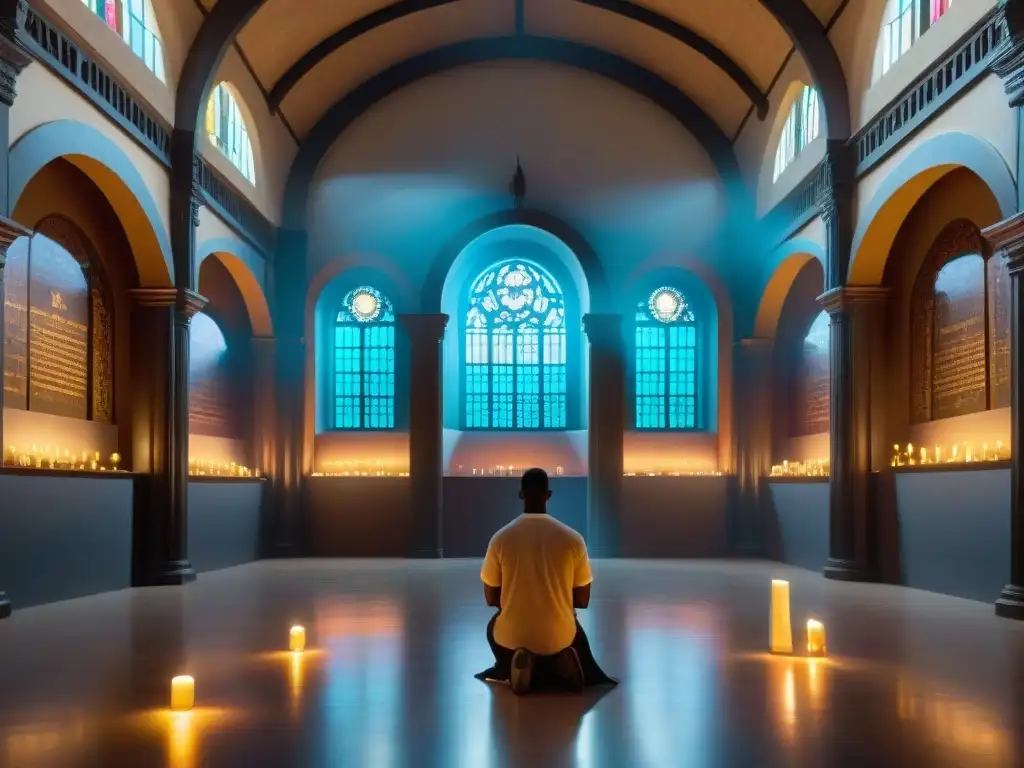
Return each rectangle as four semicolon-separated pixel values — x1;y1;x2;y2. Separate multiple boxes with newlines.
850;132;1016;285
196;238;273;337
755;239;827;338
9;120;172;286
425;209;606;314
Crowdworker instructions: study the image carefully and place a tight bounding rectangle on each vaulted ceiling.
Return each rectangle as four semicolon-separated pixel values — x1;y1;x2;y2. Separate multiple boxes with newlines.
191;0;848;145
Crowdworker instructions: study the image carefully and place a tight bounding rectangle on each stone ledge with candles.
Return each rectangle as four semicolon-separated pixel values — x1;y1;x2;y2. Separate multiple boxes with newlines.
2;445;125;473
769;458;830;478
188;458;262;479
311;459;409;477
446;465;573;477
623;470;725;477
891;441;1010;471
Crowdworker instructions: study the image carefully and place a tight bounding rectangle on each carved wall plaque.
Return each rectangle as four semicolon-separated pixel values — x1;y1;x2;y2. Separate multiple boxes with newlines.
3;236;29;410
931;254;986;419
794;311;830;435
188;312;237;438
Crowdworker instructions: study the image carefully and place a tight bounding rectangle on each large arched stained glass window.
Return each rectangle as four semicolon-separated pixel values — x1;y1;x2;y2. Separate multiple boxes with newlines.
635;287;697;430
205;82;256;185
773;86;820;182
81;0;165;81
465;260;566;429
334;286;395;429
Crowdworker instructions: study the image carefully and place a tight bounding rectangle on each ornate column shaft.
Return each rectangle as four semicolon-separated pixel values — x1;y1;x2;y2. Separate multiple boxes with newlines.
271;230;306;555
989;0;1024;208
129;288;208;586
822;286;888;581
251;336;276;556
731;337;774;555
583;313;626;558
397;313;448;558
984;214;1024;619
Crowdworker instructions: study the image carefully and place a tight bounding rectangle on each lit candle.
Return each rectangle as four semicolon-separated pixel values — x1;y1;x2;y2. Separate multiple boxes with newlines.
770;579;793;654
920;447;926;464
289;625;306;653
806;619;827;656
170;675;195;711
110;453;121;470
935;445;941;463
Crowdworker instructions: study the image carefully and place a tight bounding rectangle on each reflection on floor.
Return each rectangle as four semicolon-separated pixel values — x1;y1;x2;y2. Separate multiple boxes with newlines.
1;559;1023;767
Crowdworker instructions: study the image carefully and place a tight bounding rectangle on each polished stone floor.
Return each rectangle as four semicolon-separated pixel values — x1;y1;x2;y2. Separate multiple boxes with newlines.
1;560;1023;767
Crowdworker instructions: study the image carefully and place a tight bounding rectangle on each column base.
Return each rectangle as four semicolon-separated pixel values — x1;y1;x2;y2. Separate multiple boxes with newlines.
995;584;1024;620
409;549;443;559
823;559;873;582
0;592;10;619
136;561;197;587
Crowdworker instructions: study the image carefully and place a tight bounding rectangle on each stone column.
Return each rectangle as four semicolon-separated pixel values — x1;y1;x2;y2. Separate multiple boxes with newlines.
984;214;1024;619
821;286;888;581
251;336;276;477
583;314;626;557
0;217;28;619
397;313;448;558
731;337;774;555
271;230;307;556
129;288;208;586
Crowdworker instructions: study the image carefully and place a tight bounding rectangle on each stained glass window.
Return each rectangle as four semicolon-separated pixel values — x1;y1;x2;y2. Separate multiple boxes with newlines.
334;286;395;430
205;83;257;185
81;0;165;81
773;86;820;182
464;260;566;429
879;0;951;77
635;287;697;430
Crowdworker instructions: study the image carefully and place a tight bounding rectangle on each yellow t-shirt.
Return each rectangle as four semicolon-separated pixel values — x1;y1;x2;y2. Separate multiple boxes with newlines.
481;513;593;656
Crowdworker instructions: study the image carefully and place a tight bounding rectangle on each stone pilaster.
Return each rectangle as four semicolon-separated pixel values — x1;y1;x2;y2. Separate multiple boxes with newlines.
984;213;1024;619
129;288;207;586
0;214;29;617
271;230;306;556
397;314;448;558
251;336;275;557
821;286;888;581
583;313;626;558
731;337;774;555
818;140;856;292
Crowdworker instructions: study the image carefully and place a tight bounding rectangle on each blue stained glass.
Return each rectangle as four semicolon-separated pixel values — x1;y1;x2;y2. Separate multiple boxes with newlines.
334;287;395;429
635;287;698;430
464;260;566;429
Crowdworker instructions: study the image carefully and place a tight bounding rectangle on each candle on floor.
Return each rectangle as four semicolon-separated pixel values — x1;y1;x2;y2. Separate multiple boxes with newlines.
290;625;306;652
770;580;793;654
170;676;195;711
806;619;827;656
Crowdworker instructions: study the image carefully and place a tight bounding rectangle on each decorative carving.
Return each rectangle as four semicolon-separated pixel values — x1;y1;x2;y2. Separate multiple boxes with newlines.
190;155;204;228
990;0;1024;106
818;141;856;291
0;0;31;107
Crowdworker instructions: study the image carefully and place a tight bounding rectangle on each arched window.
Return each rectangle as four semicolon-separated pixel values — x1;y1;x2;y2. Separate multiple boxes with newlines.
634;287;697;430
464;260;566;429
910;220;1008;423
189;312;238;437
794;311;830;436
773;86;820;182
81;0;165;81
205;83;257;185
3;217;113;422
334;286;396;430
880;0;953;76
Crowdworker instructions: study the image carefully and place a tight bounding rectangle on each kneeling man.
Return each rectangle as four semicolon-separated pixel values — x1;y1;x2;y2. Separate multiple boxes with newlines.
479;468;614;695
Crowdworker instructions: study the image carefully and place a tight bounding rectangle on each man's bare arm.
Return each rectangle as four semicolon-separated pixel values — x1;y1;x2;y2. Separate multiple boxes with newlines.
484;584;501;607
573;584;591;609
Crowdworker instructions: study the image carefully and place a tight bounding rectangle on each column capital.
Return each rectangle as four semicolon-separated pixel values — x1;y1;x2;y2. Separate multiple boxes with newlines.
0;214;28;264
582;313;624;347
990;0;1024;107
819;285;889;314
129;287;209;318
984;212;1024;272
397;313;448;342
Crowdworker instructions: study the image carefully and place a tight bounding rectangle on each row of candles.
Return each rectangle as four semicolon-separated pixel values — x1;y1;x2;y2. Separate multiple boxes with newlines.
187;459;260;478
313;460;409;477
770;459;830;477
624;470;724;477
891;441;1007;467
4;446;122;471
